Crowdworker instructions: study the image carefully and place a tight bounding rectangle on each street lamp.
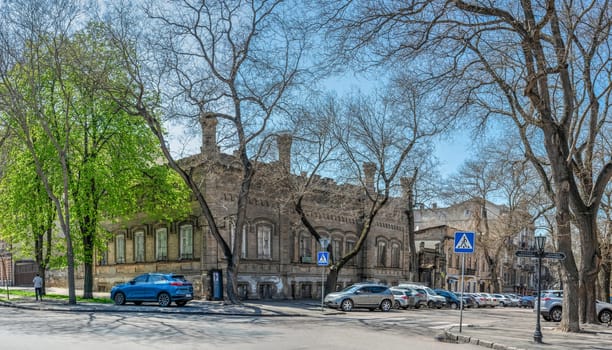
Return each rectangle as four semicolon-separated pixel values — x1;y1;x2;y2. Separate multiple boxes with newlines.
533;233;546;344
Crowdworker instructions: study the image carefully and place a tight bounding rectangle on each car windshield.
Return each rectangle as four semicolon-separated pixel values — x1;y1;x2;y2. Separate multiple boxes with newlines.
424;287;436;295
340;285;359;293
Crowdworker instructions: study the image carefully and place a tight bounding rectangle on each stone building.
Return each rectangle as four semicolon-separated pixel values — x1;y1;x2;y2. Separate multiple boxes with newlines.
413;202;539;294
94;118;412;300
77;117;535;299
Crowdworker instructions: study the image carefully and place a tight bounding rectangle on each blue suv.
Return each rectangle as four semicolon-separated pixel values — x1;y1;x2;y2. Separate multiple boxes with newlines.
434;289;461;309
111;273;194;307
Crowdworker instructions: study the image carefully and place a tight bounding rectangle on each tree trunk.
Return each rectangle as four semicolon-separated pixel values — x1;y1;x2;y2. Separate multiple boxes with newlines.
326;267;339;295
556;186;580;332
225;261;238;303
405;182;419;282
576;214;600;323
599;262;611;303
81;214;95;299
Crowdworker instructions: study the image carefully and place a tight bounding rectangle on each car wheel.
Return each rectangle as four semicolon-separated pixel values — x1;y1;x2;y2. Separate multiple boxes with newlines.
158;292;171;307
176;301;187;307
393;300;401;309
449;302;458;310
414;303;421;309
598;310;612;324
380;299;392;312
133;301;142;305
340;299;353;312
550;306;563;322
427;300;435;308
113;292;126;305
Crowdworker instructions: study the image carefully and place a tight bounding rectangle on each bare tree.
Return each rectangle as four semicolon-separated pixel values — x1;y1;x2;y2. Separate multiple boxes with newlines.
320;0;611;330
445;138;549;293
104;0;311;302
297;87;439;291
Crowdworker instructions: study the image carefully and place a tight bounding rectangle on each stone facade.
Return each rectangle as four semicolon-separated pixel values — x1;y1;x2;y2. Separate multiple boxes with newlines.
94;124;413;299
91;120;534;299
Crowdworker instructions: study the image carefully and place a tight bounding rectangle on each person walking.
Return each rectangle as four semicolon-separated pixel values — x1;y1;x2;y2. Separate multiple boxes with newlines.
33;273;43;301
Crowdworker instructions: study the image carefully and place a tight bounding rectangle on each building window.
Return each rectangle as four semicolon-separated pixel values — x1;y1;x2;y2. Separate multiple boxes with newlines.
230;221;247;258
346;240;356;266
299;233;312;263
180;224;193;260
156;227;168;261
116;233;125;264
99;249;108;266
377;241;387;267
391;243;400;268
257;224;272;259
134;231;145;262
332;239;341;263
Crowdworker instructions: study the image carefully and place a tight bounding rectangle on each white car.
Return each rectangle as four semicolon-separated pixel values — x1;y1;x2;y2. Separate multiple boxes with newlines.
396;283;446;308
492;293;512;307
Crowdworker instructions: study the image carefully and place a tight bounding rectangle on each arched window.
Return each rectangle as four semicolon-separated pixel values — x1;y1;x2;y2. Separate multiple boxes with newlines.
179;224;193;260
156;227;168;261
391;243;400;268
299;232;312;263
377;240;387;267
332;238;342;263
345;238;356;266
134;231;145;262
116;233;125;264
230;219;247;258
257;224;272;259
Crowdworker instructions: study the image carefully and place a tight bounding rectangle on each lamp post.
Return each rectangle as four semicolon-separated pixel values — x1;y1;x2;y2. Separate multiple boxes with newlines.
533;233;546;344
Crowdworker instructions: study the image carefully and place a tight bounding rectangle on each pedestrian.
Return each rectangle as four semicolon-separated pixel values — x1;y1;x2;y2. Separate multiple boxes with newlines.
33;273;43;301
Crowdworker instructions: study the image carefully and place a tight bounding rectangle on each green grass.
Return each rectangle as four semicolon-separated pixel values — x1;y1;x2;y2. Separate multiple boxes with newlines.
0;289;113;304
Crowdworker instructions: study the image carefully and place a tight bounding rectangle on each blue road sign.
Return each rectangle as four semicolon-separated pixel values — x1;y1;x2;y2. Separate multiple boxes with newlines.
317;251;329;266
454;231;475;253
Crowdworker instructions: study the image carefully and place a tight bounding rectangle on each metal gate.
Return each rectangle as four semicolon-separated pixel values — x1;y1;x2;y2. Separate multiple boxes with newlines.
14;260;36;286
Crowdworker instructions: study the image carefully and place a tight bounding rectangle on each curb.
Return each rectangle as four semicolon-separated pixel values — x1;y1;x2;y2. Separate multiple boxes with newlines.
442;329;523;350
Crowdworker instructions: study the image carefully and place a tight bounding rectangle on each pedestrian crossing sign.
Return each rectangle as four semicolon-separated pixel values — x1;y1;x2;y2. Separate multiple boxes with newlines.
317;251;329;266
454;231;475;253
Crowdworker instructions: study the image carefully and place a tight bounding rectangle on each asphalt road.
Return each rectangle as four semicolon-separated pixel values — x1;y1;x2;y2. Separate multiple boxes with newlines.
0;306;483;350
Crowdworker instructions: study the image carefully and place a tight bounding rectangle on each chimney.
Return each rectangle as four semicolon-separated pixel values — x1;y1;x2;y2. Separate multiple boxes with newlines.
363;162;376;192
200;113;218;156
277;134;292;172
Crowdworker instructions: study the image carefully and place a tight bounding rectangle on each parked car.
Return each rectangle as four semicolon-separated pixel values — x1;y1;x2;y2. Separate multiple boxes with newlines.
480;293;497;307
468;293;487;308
110;273;194;307
492;294;512;307
535;290;564;322
519;294;535;308
537;291;612;323
504;293;520;307
390;288;415;309
434;289;461;309
390;287;426;309
455;293;477;308
324;283;394;312
397;284;446;308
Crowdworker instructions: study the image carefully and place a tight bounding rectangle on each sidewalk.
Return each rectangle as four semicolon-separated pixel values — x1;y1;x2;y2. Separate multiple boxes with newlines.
442;318;612;350
2;288;611;350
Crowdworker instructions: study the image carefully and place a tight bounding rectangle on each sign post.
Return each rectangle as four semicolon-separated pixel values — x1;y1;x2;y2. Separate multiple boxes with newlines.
454;231;475;333
318;239;330;311
515;244;565;344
